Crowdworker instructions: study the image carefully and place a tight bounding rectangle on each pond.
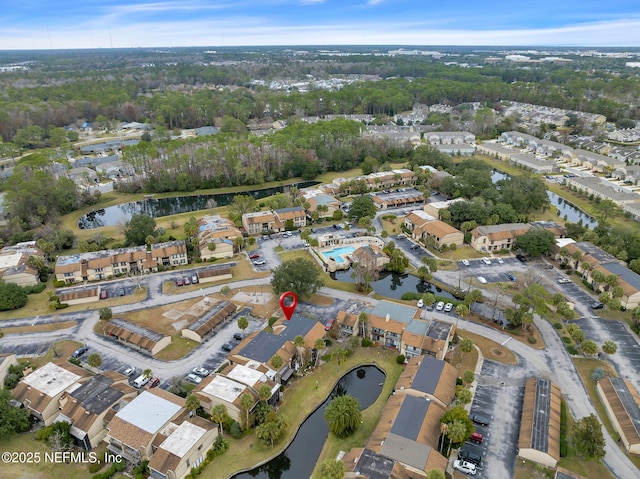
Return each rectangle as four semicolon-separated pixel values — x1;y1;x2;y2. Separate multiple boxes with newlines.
232;365;385;479
78;181;321;228
330;269;456;300
491;170;598;228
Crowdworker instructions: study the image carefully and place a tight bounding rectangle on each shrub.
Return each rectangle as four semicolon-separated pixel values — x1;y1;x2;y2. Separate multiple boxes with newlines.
562;336;571;344
400;292;421;301
566;345;578;355
87;459;105;474
230;421;242;439
554;323;563;329
456;377;463;386
54;302;69;309
527;336;537;344
396;354;406;364
268;316;278;327
53;280;66;287
68;357;81;366
361;338;374;347
560;401;568;457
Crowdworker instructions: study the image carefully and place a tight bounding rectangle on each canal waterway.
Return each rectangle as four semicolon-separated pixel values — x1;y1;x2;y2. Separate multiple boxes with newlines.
232;365;385;479
78;181;320;228
491;171;598;228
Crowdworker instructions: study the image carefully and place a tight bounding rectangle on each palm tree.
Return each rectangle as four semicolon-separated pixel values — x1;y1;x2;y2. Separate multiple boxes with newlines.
459;338;473;364
595;199;618;224
358;311;369;339
211;404;229;437
558;246;569;265
447;419;468;445
314;338;326;369
581;340;598;356
332;347;348;366
324;395;362;438
604;274;618;291
591;270;606;292
258;384;272;404
572;250;583;269
142;368;153;380
462;370;475;385
454;303;469;331
185;393;200;417
293;335;305;366
601;340;617;358
237;316;249;338
318;459;345;479
240;393;254;429
270;354;283;370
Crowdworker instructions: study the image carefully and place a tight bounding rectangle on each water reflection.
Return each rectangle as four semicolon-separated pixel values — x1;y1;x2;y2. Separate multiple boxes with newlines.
232;366;384;479
331;269;455;300
78;181;320;228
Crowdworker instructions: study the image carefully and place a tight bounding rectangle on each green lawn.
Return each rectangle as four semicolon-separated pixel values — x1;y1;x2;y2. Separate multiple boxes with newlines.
203;347;402;479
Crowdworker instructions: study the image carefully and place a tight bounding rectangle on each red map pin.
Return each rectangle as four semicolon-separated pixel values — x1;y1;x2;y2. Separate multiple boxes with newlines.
279;291;298;320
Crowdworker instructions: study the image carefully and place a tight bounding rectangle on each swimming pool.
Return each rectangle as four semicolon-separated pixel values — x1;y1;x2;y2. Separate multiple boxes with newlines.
320;245;355;263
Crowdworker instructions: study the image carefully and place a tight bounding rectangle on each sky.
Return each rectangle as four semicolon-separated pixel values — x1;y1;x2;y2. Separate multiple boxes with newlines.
2;0;640;50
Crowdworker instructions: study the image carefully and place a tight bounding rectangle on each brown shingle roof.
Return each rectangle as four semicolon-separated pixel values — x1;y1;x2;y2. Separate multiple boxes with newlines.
598;377;640;446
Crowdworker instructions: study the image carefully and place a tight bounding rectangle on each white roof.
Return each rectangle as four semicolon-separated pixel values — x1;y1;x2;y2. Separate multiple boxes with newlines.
556;238;577;248
115;391;182;434
22;362;81;397
202;375;246;403
0;251;22;269
226;364;268;388
159;421;207;458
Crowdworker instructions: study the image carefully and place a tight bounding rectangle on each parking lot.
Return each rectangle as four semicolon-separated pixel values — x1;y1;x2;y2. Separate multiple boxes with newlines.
455;256;525;285
464;360;529;479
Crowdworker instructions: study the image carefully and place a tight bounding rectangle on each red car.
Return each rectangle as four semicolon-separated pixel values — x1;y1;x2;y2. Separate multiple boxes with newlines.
145;378;160;389
100;290;108;299
175;278;184;286
249;253;260;259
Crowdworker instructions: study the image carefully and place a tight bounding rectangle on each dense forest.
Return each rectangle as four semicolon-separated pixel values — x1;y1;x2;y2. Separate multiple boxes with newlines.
1;48;640;144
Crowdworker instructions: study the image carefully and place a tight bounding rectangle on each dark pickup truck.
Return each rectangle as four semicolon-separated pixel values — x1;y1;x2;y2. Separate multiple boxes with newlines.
459;444;483;465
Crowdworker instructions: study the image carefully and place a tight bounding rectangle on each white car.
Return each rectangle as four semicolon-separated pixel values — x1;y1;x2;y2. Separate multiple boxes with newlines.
435;301;445;311
482;257;492;265
558;278;572;284
417;299;424;308
253;259;266;265
444;303;453;313
477;276;488;284
192;367;210;377
496;257;504;264
461;259;470;266
453;460;477;475
123;367;135;377
185;373;202;384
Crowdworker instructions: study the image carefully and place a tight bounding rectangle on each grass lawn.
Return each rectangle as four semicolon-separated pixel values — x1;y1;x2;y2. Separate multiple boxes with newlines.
512;460;556;479
436;244;485;261
0;320;76;336
154;334;199;361
203;347;402;479
572;358;640;470
456;329;518;365
0;432;100;479
25;340;84;368
379;213;404;236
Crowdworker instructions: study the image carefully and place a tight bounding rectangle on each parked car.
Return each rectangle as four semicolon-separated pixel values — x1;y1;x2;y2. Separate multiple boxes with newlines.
444;303;453;313
453;460;477;475
72;346;88;359
417;299;424;308
233;333;243;341
469;432;483;444
221;343;233;352
100;290;108;299
249;253;260;259
144;377;161;389
192;367;210;377
516;253;528;263
461;259;470;266
183;277;191;285
482;257;492;265
507;273;516;282
496;257;504;264
591;302;604;310
411;244;420;250
253;259;266;265
185;373;202;384
476;276;488;284
435;301;445;311
117;287;125;296
191;274;199;284
324;318;335;331
123;367;135;377
558;278;571;284
175;278;184;286
470;414;489;426
458;444;483;465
